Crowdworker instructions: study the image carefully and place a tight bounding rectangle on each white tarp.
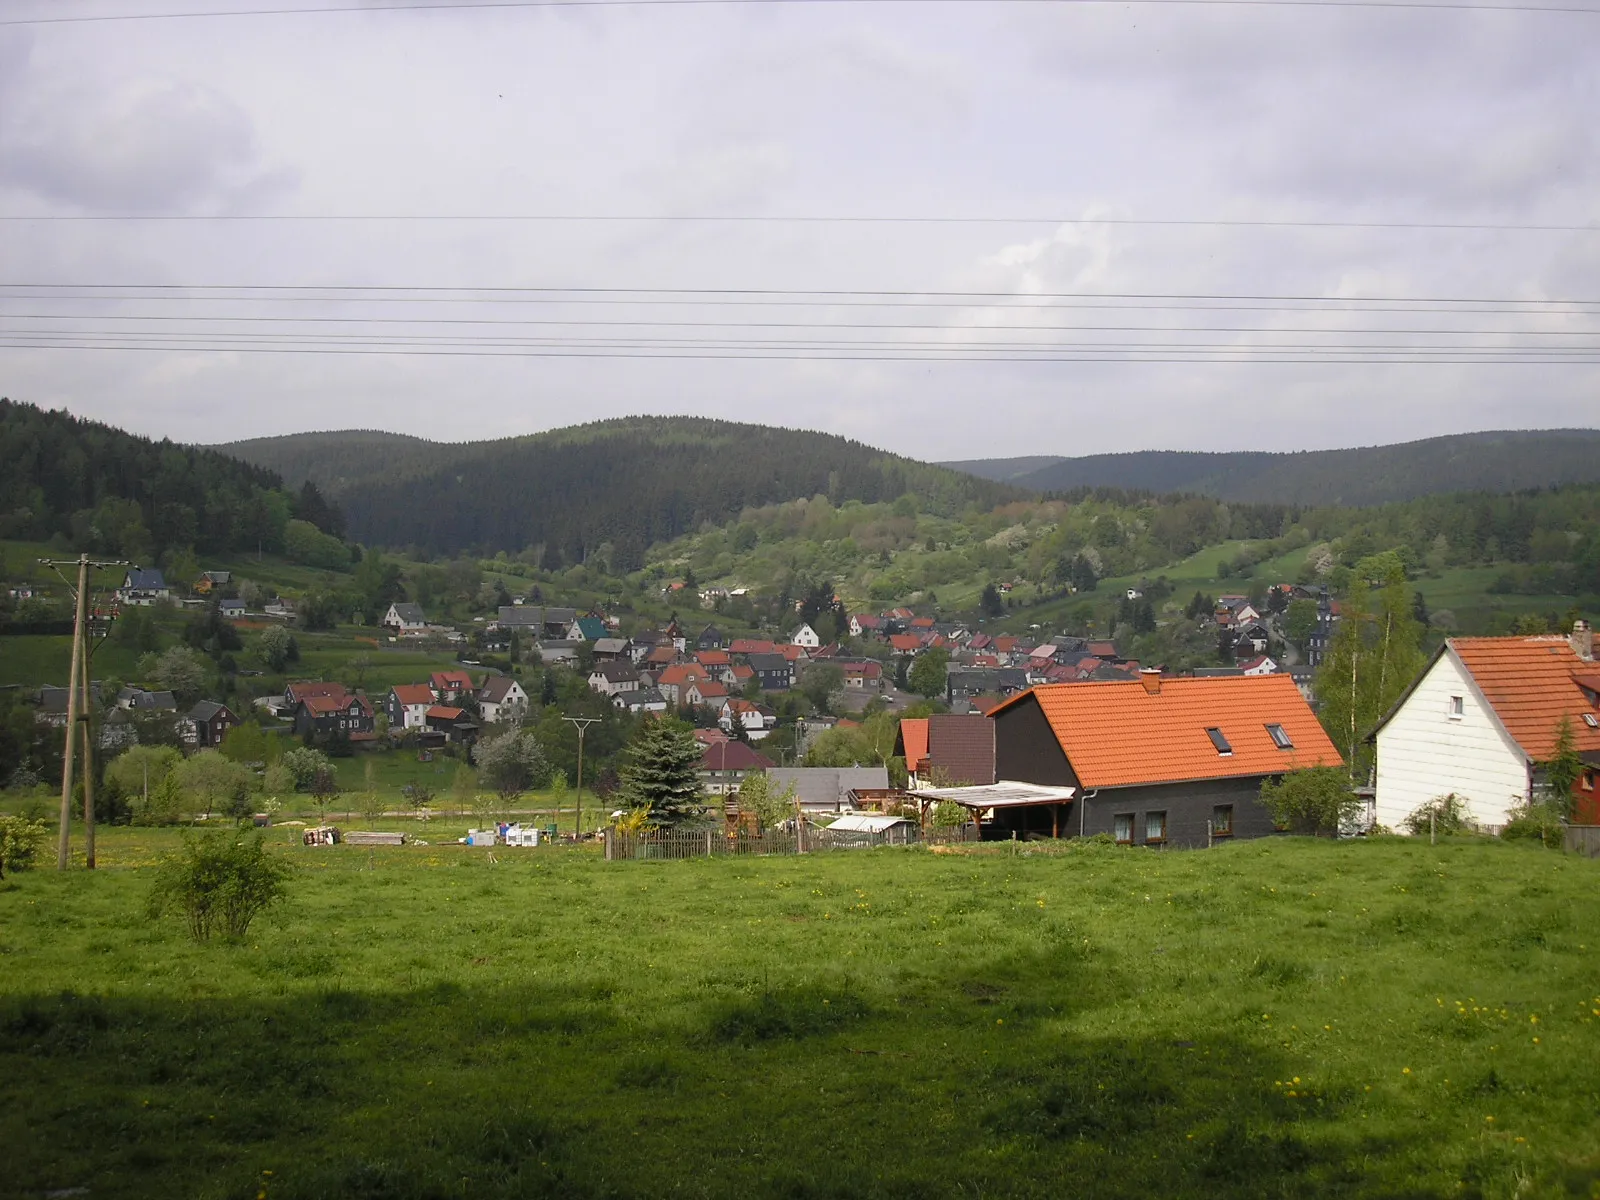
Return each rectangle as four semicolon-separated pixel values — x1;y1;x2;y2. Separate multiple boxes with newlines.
916;780;1077;809
826;812;915;834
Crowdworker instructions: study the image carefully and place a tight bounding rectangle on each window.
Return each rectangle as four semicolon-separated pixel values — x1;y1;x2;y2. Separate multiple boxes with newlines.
1211;805;1234;837
1583;769;1596;793
1266;723;1294;750
1114;814;1134;845
1145;811;1168;843
1448;695;1464;720
1205;727;1233;755
1584;713;1599;729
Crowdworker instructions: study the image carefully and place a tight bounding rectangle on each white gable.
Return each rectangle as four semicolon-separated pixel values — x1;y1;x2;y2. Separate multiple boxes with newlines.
1374;648;1530;831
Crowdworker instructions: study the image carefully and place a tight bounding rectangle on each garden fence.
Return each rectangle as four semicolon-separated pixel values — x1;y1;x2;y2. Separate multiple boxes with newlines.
1564;825;1600;858
603;823;977;862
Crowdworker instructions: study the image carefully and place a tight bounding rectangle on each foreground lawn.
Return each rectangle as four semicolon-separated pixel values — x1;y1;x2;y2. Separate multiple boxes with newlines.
2;834;1598;1199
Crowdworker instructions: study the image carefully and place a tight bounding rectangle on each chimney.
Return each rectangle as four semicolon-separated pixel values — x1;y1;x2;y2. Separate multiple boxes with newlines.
1571;619;1593;663
1139;668;1162;696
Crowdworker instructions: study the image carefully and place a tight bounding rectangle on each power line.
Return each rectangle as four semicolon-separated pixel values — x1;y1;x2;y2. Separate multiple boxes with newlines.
3;283;1596;304
3;213;1595;232
3;320;1594;334
3;0;1597;26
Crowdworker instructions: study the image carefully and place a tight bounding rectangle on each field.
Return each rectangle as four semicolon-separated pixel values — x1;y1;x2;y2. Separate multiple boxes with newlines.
3;833;1598;1199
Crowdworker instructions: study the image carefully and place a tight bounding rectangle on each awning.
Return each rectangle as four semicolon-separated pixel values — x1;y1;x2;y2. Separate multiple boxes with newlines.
916;780;1076;809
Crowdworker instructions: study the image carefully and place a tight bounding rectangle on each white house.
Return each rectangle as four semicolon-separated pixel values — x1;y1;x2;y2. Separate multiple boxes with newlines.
719;699;776;740
789;623;821;649
1371;624;1600;832
1239;655;1279;676
118;569;170;606
477;675;529;725
382;602;428;637
387;684;434;730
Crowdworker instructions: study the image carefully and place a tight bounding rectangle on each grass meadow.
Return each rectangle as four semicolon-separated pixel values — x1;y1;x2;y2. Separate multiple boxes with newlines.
3;832;1598;1199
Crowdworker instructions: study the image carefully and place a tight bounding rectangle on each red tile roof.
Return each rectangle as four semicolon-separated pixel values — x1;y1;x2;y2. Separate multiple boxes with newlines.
696;650;731;667
426;705;466;720
287;681;348;704
392;684;434;706
992;675;1341;789
899;718;930;773
1448;637;1600;761
730;639;777;655
926;713;997;786
692;681;729;699
698;741;775;773
889;634;922;653
431;670;474;691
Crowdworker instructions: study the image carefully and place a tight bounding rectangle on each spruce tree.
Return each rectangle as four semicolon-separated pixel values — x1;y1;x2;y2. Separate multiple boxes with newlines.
617;719;706;828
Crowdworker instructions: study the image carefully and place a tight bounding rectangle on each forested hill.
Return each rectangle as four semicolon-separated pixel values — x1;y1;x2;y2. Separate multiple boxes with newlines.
945;429;1600;505
0;399;344;562
222;416;1018;568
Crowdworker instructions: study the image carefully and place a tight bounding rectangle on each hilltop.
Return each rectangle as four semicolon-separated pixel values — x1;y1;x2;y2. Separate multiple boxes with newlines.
946;429;1600;505
221;416;1017;568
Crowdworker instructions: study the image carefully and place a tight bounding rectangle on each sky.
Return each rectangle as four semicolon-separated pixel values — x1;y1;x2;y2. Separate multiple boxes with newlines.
0;0;1596;461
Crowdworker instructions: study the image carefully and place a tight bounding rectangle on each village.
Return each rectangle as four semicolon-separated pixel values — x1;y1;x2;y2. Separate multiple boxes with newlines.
14;562;1597;854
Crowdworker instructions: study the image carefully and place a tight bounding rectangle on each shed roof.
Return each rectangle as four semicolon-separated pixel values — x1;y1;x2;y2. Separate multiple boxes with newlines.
918;780;1077;809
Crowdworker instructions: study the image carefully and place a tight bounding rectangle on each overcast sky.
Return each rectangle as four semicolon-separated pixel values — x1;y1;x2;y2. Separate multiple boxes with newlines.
0;0;1596;460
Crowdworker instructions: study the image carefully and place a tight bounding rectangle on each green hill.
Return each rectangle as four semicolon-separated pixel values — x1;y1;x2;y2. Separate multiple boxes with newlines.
946;429;1600;505
221;417;1018;569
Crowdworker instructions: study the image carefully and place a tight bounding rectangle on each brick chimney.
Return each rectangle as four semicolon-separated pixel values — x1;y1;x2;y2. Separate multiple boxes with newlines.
1571;619;1593;662
1139;668;1162;696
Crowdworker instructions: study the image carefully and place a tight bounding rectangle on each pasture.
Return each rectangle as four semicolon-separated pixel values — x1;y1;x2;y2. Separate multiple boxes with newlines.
2;832;1598;1199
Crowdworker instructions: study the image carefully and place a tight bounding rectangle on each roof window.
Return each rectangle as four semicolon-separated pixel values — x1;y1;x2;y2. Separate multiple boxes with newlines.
1585;713;1599;729
1205;727;1233;756
1266;723;1294;750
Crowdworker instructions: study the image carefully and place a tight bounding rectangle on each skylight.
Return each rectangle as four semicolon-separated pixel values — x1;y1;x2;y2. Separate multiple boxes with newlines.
1205;727;1233;755
1266;723;1294;750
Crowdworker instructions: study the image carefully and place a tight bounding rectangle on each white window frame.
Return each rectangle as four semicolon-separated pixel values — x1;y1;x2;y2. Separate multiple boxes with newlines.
1447;695;1464;720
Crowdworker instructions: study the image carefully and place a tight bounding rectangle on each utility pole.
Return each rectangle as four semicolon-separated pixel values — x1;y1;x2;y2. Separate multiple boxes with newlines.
41;555;127;870
562;716;599;840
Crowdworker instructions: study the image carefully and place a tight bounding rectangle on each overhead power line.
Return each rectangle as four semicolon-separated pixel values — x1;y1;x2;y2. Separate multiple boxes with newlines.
3;213;1595;232
4;0;1598;27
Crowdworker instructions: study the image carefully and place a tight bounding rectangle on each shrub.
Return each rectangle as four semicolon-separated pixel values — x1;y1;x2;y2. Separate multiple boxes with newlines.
1258;767;1359;836
931;800;969;828
147;829;292;941
1402;793;1476;838
0;814;48;877
1500;801;1565;848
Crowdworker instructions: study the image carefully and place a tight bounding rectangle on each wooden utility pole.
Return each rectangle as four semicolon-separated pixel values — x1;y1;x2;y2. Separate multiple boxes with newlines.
42;555;127;870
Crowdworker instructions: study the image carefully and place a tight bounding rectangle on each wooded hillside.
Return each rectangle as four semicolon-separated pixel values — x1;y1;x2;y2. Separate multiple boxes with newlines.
0;399;342;563
223;417;1018;568
947;429;1600;505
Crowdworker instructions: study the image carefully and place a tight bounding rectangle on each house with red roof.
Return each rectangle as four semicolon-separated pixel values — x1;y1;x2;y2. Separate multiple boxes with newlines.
430;670;475;704
697;739;775;795
720;698;776;739
889;633;923;655
387;683;436;730
896;714;998;791
985;673;1340;844
656;663;710;706
1371;623;1600;828
425;704;477;744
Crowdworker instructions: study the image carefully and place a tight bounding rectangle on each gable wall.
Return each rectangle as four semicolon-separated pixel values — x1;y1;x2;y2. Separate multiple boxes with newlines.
1374;650;1529;829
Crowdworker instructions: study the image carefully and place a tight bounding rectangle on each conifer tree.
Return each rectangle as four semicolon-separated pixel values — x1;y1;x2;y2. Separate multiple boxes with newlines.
616;719;706;828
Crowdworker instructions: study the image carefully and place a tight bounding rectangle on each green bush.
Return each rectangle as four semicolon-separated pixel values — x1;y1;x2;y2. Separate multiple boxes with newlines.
147;830;292;941
0;814;48;876
1402;793;1476;838
1258;767;1359;836
1501;801;1565;848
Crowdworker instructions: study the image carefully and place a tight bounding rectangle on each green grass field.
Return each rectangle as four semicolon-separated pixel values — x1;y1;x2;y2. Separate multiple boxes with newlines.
3;832;1597;1199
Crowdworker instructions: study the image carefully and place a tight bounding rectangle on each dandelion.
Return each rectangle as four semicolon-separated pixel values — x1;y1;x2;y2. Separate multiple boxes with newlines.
1533;1037;1540;1044
1402;1067;1411;1075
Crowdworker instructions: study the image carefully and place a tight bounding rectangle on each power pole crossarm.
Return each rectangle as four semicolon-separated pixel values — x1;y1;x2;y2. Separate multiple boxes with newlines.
562;716;600;840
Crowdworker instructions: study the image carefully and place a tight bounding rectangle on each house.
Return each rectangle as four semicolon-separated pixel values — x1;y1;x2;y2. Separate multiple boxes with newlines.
746;653;793;692
697;740;775;795
293;692;375;740
589;662;643;697
575;616;607;642
720;698;776;740
889;633;923;656
1233;621;1272;655
685;679;729;707
729;638;777;657
790;623;821;649
193;570;232;595
263;597;295;619
219;598;247;619
655;663;711;706
612;687;668;715
766;767;892;814
181;701;239;749
33;683;104;727
946;668;1027;706
118;569;170;606
849;614;883;638
985;672;1341;843
496;605;577;639
118;686;177;713
592;637;630;662
387;684;436;730
430;670;475;703
381;602;428;637
836;659;884;690
697;625;727;650
896;714;998;790
477;675;529;724
1371;623;1600;830
424;705;477;744
1238;655;1280;676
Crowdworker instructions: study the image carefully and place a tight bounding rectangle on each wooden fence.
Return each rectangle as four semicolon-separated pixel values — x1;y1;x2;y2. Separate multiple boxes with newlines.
603;823;977;862
1564;825;1600;858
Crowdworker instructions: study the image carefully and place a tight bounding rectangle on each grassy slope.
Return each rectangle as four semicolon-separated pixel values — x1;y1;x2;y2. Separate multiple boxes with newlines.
2;834;1597;1199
